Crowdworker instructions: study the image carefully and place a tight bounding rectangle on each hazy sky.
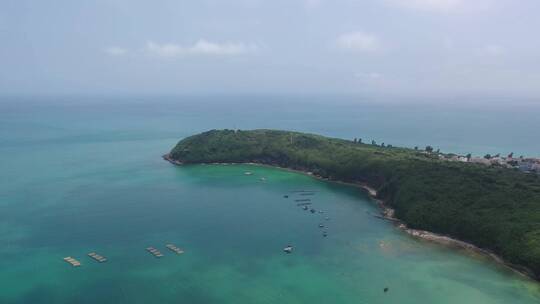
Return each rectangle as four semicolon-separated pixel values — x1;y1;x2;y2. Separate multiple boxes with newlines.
2;0;540;99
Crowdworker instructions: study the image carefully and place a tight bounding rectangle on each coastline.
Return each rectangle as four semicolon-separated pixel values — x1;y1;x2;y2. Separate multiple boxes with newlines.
162;154;538;281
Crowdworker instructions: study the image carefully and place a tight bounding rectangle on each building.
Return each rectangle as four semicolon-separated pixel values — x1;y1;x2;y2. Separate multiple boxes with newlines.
469;157;491;165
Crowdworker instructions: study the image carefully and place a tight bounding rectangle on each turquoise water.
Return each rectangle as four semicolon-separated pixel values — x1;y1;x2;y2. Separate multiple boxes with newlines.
1;97;540;303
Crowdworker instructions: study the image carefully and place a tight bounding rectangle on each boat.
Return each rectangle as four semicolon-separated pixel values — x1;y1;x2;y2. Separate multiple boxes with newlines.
283;245;293;253
244;172;253;175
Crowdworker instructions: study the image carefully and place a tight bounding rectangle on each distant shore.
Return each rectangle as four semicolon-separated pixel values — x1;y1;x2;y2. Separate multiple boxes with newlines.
163;153;537;281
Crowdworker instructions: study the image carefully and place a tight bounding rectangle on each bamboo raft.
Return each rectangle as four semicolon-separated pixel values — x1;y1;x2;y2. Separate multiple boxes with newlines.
88;252;107;263
146;247;164;258
63;257;81;267
295;199;311;202
296;202;312;206
165;244;185;255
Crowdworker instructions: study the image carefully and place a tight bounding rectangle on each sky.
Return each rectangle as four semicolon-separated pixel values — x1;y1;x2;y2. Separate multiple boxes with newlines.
1;0;540;100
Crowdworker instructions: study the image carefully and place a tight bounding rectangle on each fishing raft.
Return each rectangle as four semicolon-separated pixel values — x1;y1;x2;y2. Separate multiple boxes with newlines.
146;247;164;258
88;252;107;263
165;244;185;255
63;257;81;267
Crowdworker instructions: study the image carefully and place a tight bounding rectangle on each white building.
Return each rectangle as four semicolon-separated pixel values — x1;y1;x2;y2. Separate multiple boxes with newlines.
470;157;491;165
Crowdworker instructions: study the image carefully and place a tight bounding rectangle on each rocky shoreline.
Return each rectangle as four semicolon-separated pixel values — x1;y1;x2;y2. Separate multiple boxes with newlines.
162;153;538;281
358;184;536;279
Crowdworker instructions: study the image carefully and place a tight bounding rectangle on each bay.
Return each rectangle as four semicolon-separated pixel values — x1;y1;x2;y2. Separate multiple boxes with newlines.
1;96;539;303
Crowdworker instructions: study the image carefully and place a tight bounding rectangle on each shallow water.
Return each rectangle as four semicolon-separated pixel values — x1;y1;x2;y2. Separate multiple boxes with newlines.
1;97;539;303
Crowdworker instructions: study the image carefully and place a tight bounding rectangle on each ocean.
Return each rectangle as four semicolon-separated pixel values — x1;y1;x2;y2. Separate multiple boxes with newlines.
1;96;539;303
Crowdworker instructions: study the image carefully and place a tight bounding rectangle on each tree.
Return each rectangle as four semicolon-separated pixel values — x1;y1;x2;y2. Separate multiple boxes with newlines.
425;146;434;153
466;153;472;160
372;140;377;145
436;149;440;154
381;142;386;147
358;138;362;144
508;152;514;159
484;154;492;159
353;138;357;143
414;146;418;150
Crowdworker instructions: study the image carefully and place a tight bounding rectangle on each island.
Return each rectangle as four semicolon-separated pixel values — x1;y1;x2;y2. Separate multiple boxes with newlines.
165;129;540;280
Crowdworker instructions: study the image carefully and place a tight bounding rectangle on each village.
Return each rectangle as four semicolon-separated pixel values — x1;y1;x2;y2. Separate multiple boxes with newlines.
440;152;540;173
356;138;540;174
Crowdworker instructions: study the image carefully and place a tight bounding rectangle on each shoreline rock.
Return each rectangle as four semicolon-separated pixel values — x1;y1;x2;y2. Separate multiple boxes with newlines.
163;153;183;165
358;183;538;280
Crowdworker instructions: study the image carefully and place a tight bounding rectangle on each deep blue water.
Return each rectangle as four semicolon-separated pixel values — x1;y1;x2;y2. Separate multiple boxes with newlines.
2;95;538;157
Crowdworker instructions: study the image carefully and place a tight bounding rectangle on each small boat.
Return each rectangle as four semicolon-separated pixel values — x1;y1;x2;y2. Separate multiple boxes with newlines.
244;172;253;175
283;195;289;198
325;217;330;221
323;231;328;237
310;209;316;213
283;245;293;254
319;224;324;228
302;206;309;210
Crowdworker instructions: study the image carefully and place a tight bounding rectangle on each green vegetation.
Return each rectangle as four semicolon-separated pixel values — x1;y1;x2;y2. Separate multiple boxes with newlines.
169;129;540;279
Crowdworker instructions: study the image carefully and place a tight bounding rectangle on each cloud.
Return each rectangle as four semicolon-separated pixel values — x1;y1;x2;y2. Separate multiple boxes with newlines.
336;31;381;52
386;0;463;12
304;0;323;9
103;46;128;56
145;39;258;57
442;37;455;50
385;0;495;12
355;72;383;80
478;44;505;56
